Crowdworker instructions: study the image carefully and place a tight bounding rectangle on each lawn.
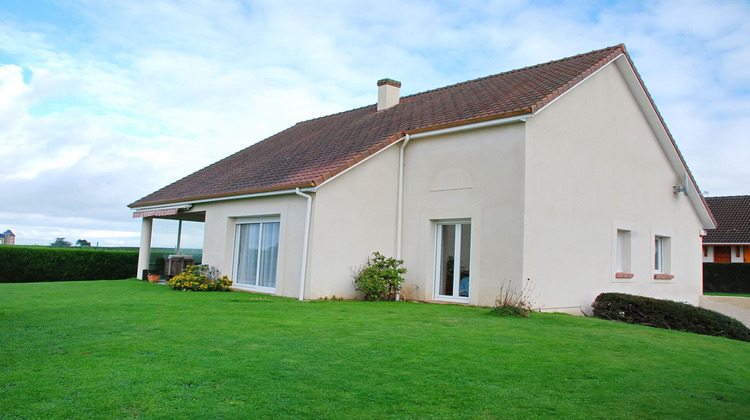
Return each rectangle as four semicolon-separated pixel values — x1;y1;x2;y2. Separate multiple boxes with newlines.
1;280;748;419
704;292;750;298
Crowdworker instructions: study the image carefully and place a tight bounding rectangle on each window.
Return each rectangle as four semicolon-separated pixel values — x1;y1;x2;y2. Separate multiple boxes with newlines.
654;236;663;272
615;229;632;278
435;221;471;301
654;235;672;279
234;219;280;291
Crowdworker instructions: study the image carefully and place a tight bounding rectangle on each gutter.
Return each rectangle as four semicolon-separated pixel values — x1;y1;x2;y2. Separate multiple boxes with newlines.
295;188;314;301
130;188;305;212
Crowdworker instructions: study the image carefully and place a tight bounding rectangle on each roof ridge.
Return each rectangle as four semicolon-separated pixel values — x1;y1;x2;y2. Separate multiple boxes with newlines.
398;44;625;102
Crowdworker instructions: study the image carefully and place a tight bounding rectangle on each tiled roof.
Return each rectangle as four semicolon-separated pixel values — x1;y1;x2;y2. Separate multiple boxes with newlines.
704;196;750;244
129;45;626;208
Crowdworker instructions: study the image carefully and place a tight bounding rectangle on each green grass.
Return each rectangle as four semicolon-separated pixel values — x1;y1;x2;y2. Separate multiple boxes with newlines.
704;292;750;297
2;281;749;419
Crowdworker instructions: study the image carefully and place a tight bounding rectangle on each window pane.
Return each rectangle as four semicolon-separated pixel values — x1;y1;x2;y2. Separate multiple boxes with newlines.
459;224;471;297
237;224;260;285
258;222;280;288
439;225;455;296
654;237;663;273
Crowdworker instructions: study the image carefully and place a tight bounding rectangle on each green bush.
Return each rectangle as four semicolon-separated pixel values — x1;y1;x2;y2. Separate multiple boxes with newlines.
0;246;138;283
353;252;407;301
592;292;750;342
703;263;750;293
167;265;232;291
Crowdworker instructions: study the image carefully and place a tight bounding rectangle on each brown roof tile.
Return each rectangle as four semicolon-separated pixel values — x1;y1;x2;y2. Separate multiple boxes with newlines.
129;44;626;208
704;196;750;244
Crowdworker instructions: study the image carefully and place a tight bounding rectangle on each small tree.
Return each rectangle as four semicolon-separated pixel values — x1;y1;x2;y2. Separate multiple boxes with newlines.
353;252;407;301
50;238;72;248
75;239;91;247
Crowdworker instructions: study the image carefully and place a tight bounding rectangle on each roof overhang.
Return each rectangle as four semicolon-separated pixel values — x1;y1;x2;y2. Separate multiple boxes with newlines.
132;204;193;218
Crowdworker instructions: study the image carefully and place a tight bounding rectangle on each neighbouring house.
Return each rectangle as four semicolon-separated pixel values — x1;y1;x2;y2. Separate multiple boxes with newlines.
703;196;750;263
0;230;15;245
129;44;715;312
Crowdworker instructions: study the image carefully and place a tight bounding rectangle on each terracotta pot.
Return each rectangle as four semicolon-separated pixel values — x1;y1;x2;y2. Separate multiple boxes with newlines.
147;274;160;283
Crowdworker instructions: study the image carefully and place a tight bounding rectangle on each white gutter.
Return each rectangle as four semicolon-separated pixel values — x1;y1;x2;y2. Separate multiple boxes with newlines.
394;113;531;260
295;188;313;301
131;188;306;212
396;133;410;260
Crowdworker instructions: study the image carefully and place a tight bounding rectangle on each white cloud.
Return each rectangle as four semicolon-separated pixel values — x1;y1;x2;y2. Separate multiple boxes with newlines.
1;0;749;245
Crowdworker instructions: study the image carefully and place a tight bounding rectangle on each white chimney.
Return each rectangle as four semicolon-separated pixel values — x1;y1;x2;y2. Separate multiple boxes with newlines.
377;78;401;111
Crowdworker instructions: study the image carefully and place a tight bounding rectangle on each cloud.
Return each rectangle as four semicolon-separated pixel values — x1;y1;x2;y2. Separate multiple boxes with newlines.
1;0;749;245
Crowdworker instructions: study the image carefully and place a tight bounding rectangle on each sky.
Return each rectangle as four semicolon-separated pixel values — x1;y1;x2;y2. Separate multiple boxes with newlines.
1;0;749;247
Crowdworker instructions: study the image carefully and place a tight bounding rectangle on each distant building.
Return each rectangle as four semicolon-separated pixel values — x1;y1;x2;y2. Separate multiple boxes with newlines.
703;196;750;263
0;230;15;245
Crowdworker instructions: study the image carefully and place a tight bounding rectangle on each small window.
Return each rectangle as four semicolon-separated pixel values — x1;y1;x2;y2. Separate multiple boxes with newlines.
654;235;673;279
616;229;632;275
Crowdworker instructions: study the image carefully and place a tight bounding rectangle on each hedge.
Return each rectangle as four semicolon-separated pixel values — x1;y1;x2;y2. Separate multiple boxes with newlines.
703;262;750;293
592;292;750;342
0;246;138;283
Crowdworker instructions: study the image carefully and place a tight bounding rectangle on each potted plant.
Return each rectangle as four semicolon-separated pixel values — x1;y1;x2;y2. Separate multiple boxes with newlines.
147;273;160;283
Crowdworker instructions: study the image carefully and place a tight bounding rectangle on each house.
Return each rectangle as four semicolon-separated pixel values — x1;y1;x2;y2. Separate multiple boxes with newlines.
129;44;715;312
703;196;750;263
0;230;15;245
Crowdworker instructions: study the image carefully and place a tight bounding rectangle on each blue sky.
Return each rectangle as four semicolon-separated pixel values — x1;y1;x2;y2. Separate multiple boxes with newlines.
1;0;749;246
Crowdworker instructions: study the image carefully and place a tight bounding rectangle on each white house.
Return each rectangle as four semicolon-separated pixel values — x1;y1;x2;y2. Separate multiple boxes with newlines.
129;44;715;313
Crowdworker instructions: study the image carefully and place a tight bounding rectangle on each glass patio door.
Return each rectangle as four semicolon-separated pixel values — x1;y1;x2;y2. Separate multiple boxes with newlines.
435;221;471;301
235;219;280;291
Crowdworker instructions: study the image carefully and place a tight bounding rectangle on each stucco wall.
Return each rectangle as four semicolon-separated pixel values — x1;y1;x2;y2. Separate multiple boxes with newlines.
400;123;527;306
304;146;401;299
522;62;705;311
193;194;308;298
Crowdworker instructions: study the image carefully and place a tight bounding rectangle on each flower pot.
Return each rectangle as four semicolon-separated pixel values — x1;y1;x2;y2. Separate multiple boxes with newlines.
147;274;160;283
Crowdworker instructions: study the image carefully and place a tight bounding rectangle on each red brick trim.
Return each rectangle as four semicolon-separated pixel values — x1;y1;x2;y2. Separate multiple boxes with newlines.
615;272;634;279
653;274;675;280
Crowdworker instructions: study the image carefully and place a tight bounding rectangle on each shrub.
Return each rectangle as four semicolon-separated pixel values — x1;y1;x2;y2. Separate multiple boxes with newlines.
167;265;232;291
353;252;407;301
592;293;750;342
703;263;750;294
490;279;536;317
0;246;138;283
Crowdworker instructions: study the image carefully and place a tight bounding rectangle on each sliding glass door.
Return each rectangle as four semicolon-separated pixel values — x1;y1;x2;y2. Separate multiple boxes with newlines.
234;219;280;291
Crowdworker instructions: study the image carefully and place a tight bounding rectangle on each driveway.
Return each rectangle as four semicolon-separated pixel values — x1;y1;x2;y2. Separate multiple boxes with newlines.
700;295;750;328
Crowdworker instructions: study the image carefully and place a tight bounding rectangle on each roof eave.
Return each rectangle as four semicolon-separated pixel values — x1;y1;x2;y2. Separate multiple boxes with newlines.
128;182;316;209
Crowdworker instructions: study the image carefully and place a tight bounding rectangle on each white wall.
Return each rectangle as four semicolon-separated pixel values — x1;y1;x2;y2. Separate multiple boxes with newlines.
400;123;527;306
192;194;309;298
305;146;401;299
703;245;714;263
522;62;705;311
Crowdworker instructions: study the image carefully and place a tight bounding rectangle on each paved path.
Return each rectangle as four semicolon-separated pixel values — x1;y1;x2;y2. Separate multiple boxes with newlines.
700;296;750;327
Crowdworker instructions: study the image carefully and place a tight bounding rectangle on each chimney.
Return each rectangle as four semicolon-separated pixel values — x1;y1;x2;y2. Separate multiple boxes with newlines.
377;78;401;111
